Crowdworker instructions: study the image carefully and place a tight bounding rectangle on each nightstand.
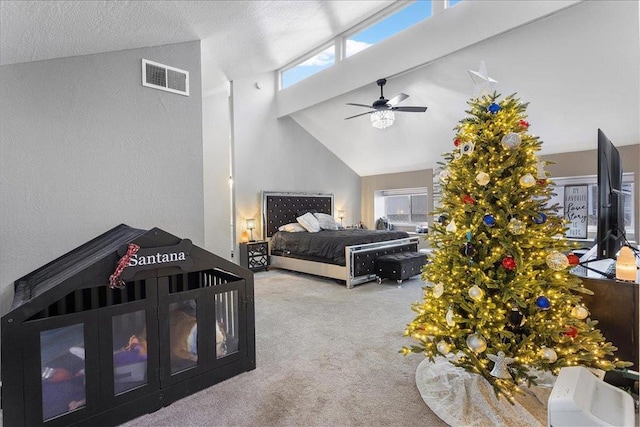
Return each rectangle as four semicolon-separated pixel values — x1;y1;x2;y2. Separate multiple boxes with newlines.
239;241;269;272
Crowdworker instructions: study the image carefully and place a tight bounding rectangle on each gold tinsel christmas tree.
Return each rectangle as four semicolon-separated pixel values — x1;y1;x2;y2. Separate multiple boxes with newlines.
402;88;631;401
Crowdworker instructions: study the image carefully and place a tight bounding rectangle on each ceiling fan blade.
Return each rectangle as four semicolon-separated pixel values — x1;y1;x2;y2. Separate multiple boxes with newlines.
392;106;428;112
346;103;374;109
387;93;409;106
344;111;374;120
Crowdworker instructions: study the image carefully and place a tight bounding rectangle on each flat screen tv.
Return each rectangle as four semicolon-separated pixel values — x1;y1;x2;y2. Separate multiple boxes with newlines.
595;128;625;260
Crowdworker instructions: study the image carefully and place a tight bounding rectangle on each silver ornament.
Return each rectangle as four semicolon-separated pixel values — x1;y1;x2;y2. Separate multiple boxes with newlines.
439;168;451;182
437;340;452;355
501;132;522;149
468;285;484;301
446;308;455;326
461;141;475;155
466;334;487;353
487;351;515;378
445;220;457;233
538;347;558;362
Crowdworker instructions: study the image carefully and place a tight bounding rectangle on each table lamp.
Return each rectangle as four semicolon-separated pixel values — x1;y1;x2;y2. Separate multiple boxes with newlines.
616;246;637;282
246;218;256;242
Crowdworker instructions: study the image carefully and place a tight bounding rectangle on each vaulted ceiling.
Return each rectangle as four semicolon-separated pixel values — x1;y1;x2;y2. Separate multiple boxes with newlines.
2;0;638;176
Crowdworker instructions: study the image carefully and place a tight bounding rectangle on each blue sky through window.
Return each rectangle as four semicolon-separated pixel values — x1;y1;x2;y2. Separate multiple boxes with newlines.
282;0;454;89
346;1;432;57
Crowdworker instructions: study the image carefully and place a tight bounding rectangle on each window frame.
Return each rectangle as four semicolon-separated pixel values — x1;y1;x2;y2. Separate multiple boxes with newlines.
278;1;453;90
376;187;429;227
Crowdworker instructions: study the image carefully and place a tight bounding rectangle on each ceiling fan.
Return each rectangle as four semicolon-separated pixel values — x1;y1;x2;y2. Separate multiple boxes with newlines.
344;78;428;122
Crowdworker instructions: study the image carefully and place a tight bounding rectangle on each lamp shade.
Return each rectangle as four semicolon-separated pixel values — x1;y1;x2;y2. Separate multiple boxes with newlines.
371;110;394;129
338;209;345;219
616;246;638;282
246;218;256;230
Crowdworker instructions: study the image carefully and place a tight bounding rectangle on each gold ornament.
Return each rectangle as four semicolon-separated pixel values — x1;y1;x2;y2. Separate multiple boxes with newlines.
433;282;444;298
571;305;589;320
476;171;490;186
546;251;570;271
519;173;535;187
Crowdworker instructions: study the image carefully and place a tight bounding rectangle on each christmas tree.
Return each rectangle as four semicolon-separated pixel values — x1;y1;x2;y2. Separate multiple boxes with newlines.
402;86;631;400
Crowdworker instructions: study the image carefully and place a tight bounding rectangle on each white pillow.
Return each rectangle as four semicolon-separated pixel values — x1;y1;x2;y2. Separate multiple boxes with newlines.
313;212;339;230
278;222;306;232
296;212;321;233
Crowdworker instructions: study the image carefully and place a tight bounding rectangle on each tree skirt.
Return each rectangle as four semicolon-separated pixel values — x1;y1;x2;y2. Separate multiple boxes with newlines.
415;357;555;427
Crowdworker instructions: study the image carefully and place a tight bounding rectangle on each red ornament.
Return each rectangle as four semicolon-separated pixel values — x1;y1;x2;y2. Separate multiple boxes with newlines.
563;326;578;338
502;256;516;270
454;138;461;147
519;120;530;129
462;194;475;205
536;179;547;186
567;254;580;266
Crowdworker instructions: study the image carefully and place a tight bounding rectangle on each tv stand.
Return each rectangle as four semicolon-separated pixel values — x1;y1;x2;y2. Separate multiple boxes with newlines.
570;268;639;383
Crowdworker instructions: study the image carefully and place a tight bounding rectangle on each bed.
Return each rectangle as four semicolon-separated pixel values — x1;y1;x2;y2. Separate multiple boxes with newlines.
262;191;419;288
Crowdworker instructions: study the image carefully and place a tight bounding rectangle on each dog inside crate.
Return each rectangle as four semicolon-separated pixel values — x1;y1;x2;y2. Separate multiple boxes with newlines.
169;298;236;371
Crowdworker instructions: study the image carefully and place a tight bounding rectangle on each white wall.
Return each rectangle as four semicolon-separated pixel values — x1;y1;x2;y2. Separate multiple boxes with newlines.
231;72;360;252
0;41;204;314
202;87;233;260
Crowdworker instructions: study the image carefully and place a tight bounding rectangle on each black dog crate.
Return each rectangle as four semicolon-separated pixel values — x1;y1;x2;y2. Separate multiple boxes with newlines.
1;225;256;426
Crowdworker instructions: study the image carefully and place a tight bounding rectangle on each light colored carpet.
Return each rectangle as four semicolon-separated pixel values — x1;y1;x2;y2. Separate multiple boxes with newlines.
121;269;447;427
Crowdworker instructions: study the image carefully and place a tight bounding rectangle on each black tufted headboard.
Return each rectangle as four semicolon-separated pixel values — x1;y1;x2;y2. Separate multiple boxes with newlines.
262;192;333;238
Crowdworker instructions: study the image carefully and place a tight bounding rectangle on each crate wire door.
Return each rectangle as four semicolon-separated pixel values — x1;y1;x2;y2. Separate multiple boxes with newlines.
157;269;247;388
22;310;101;427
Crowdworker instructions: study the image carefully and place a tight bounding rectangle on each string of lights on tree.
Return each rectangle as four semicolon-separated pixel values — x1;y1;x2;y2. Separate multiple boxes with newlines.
402;64;631;401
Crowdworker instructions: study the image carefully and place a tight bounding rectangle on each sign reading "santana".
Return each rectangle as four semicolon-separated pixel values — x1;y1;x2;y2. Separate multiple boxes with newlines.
120;239;193;280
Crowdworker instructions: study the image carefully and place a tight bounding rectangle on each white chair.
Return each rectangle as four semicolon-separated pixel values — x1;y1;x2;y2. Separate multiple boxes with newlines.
548;366;635;426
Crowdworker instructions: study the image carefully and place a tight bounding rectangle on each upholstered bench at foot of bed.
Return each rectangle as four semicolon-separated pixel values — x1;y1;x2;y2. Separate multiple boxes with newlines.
375;252;427;286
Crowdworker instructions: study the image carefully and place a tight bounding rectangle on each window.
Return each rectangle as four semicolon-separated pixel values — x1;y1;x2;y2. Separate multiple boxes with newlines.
377;188;429;225
345;1;433;58
447;0;462;8
280;1;444;89
281;44;335;89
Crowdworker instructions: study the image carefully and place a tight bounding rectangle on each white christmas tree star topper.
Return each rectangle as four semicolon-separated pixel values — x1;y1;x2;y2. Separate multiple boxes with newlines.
469;61;498;98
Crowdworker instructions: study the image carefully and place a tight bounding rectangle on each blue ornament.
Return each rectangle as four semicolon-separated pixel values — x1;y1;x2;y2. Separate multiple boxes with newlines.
536;296;551;310
533;212;548;224
488;103;501;114
482;214;496;227
438;215;448;224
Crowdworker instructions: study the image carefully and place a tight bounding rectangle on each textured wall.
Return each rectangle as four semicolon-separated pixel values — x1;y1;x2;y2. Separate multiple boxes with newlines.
232;72;360;253
0;41;204;315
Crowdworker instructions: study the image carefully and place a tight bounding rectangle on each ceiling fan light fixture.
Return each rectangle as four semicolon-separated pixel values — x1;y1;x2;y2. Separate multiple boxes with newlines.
371;110;394;129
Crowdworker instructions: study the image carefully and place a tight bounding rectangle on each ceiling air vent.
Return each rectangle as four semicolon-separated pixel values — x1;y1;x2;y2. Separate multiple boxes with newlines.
142;59;189;96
